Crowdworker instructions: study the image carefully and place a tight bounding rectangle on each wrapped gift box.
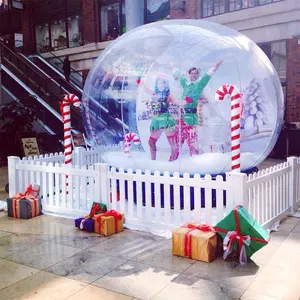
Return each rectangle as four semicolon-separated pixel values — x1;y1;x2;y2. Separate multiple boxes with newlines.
75;217;94;232
89;202;107;217
214;205;270;263
172;223;217;262
94;210;124;236
7;195;42;219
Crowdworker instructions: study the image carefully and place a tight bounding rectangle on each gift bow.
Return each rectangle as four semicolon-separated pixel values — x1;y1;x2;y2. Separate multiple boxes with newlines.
24;184;39;196
223;231;251;265
96;210;122;233
181;223;214;258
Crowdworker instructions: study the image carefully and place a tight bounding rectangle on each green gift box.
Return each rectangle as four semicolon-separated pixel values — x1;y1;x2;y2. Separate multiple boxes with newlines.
214;205;270;262
89;202;107;217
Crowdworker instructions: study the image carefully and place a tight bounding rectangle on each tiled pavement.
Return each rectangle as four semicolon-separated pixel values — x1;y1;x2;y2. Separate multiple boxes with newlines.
0;212;300;300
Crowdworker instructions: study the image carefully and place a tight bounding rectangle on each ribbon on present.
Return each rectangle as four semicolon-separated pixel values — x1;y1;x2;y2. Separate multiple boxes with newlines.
214;205;268;265
90;203;100;218
24;184;39;197
79;215;91;230
95;210;122;233
181;223;214;258
12;193;38;218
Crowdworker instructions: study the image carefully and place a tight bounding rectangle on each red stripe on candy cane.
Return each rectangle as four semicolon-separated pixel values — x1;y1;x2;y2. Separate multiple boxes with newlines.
215;84;242;172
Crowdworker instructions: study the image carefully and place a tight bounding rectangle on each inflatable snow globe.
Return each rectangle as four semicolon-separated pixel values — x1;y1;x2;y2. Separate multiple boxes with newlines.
82;20;284;175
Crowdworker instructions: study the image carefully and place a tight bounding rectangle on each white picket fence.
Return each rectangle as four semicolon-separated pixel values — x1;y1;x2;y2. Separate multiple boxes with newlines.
7;150;300;236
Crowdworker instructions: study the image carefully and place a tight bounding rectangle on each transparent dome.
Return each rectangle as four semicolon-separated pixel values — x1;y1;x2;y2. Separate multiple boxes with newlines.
82;19;284;175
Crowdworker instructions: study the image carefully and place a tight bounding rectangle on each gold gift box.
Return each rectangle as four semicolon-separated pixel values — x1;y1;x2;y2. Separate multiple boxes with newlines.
94;212;124;236
172;222;217;262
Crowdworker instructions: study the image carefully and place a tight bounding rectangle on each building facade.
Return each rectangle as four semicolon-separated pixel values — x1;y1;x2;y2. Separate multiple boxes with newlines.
1;0;300;122
170;0;300;123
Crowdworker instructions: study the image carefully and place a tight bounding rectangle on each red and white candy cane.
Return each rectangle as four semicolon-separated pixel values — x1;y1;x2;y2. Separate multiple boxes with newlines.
60;94;81;165
123;132;140;154
215;84;243;172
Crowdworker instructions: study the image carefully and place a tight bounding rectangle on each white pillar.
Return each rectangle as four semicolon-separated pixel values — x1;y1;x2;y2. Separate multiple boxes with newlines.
125;0;144;32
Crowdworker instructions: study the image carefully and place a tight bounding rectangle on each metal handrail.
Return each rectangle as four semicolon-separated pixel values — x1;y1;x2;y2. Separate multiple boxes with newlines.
0;41;48;80
36;42;83;81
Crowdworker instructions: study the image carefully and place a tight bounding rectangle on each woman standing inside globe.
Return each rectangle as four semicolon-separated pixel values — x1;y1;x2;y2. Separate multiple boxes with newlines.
170;60;223;157
141;74;180;161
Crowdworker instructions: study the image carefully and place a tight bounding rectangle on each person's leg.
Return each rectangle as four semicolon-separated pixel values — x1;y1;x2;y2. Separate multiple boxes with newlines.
148;129;163;160
187;125;199;156
165;128;179;161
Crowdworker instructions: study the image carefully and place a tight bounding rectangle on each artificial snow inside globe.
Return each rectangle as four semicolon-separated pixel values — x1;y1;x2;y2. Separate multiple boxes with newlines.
82;20;284;175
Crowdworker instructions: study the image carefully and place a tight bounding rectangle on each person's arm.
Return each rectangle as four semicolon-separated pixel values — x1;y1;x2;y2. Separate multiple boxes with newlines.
196;60;223;89
170;61;186;87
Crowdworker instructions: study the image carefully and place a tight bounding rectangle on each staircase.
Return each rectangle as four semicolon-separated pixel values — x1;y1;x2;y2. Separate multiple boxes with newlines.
0;41;84;133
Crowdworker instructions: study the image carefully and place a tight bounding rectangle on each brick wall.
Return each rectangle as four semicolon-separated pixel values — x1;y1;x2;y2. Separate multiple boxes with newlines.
286;37;300;123
21;0;35;54
81;0;99;44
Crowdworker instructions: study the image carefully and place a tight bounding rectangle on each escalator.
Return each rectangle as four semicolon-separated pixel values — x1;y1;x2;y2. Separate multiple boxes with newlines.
0;41;83;133
2;65;63;138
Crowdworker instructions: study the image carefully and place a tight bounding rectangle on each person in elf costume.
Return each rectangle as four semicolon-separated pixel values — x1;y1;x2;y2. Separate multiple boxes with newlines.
170;60;223;157
141;74;181;161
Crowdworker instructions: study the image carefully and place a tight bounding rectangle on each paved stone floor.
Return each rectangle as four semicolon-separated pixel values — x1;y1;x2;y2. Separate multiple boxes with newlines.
0;159;298;299
0;211;299;300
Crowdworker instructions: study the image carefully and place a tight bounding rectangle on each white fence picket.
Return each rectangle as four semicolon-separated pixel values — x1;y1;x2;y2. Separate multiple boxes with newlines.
183;173;191;222
74;167;80;210
216;175;224;222
80;165;87;211
42;162;48;205
145;169;152;222
136;169;143;219
173;172;181;226
119;168;126;214
127;169;134;219
111;169;117;211
204;174;212;224
163;171;171;225
154;170;161;224
55;163;60;207
48;162;54;207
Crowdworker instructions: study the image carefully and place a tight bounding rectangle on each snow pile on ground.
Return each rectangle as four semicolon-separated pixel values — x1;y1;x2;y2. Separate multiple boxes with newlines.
102;150;260;175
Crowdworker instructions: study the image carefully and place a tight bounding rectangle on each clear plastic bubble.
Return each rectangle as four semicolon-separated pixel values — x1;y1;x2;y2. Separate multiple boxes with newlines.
82;19;284;175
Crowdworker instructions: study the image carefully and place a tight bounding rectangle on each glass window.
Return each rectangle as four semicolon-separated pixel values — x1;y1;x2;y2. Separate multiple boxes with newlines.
271;41;287;80
146;0;169;23
100;2;121;41
35;24;50;53
258;41;287;80
51;20;67;50
202;0;283;17
68;15;82;47
0;0;8;12
202;0;225;17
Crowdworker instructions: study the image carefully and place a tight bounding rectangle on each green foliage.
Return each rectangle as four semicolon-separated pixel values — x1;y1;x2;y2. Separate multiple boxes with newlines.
0;101;37;133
